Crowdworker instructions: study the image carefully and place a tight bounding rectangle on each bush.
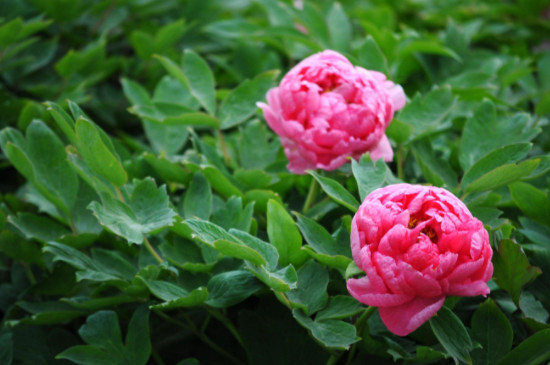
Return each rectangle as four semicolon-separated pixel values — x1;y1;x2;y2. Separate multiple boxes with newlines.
1;0;549;364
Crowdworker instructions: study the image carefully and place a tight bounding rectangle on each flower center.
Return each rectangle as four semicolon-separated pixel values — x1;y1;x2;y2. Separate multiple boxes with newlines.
408;216;438;243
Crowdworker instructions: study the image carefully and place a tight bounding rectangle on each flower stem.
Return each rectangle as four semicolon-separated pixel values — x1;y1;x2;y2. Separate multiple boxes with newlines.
302;178;319;213
206;307;245;348
345;306;376;365
143;236;164;264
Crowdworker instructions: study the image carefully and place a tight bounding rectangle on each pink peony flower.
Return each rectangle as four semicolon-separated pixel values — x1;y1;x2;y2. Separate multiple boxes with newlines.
258;50;405;174
347;184;493;336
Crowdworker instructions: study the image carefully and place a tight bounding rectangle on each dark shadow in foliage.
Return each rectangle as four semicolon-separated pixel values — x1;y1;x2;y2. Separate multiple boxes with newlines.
239;296;329;365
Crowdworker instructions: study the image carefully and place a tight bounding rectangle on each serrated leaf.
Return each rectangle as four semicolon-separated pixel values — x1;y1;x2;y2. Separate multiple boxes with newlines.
394;86;456;143
267;199;308;267
219;70;279;129
430;306;474;364
459;100;540;170
493;239;542;305
89;178;176;244
308;171;359;212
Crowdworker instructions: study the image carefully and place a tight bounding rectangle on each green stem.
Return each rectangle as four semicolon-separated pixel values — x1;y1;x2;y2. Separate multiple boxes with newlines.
116;186;125;202
151;347;166;365
302;178;319;213
326;352;342;365
154;310;245;365
143;236;164;264
21;262;36;285
274;291;292;309
345;306;376;365
217;130;231;166
206;307;245;347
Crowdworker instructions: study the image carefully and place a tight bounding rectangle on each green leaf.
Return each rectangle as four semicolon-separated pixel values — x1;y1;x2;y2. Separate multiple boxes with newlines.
286;260;329;315
519;292;549;324
267;199;308;267
44;101;78;146
201;165;243;198
308;171;359;212
162;112;219;127
56;346;113;365
121;77;152;107
493;239;542;305
315;296;364;321
394;86;456;143
247;265;298;292
75;118;127;187
471;299;513;365
295;213;351;270
464;159;539;194
206;270;262;308
58;307;151;365
292;309;359;350
326;2;351;53
238;119;280;170
218;70;279;129
183;172;212;220
229;229;278;270
8;212;70;242
496;329;550;365
412;139;458;188
124;306;151;365
397;39;461;62
137;276;208;309
430;306;474;364
212;196;254;232
182;50;216;115
184;218;236;247
459;100;540;170
357;35;389;75
351;154;397;200
214;239;266;266
509;182;550;226
89;178;176;244
462;143;532;189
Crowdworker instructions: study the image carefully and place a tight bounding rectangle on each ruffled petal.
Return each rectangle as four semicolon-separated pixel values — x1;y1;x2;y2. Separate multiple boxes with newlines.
369;135;394;162
378;296;445;336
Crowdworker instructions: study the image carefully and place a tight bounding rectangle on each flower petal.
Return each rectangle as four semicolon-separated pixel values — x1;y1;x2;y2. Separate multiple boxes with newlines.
378;296;445;336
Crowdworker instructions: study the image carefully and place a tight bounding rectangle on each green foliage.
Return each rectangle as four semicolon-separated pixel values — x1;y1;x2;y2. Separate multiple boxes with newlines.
0;0;549;364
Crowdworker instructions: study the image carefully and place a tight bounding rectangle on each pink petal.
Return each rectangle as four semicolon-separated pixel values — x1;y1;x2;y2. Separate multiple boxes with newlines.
347;276;413;307
378;296;446;336
369;135;394;162
448;280;490;297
